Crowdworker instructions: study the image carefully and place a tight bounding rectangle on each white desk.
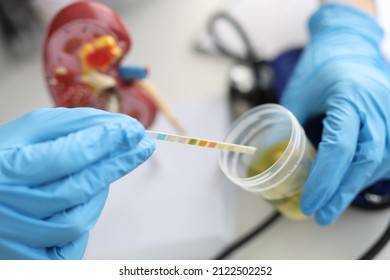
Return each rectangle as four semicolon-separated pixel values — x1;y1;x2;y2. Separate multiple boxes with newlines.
0;0;389;260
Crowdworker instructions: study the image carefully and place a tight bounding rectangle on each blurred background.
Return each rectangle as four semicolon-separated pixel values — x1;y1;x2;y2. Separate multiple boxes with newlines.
1;0;390;260
0;0;233;124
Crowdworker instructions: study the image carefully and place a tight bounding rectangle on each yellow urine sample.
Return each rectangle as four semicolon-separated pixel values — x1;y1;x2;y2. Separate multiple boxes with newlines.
247;140;309;220
247;140;289;177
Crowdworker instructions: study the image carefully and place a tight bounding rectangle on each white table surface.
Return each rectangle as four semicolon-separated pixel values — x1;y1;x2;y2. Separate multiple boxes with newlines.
0;0;389;260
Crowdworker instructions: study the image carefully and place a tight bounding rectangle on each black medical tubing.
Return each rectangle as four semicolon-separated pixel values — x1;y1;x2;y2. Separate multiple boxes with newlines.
359;216;390;260
213;211;281;260
213;212;390;260
207;11;259;62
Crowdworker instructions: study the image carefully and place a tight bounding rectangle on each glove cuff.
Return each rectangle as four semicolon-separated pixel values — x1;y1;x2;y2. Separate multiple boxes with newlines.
309;3;383;46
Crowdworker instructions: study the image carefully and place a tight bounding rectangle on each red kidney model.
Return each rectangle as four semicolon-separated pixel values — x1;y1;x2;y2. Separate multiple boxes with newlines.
43;1;184;132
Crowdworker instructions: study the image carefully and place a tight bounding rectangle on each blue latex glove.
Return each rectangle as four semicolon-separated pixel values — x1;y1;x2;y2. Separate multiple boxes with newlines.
0;107;155;259
280;4;390;225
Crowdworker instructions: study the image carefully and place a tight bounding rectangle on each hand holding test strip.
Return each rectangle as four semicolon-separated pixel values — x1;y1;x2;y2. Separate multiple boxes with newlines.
146;130;257;155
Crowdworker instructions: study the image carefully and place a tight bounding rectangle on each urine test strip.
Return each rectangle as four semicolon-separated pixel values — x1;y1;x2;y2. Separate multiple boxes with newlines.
146;130;257;155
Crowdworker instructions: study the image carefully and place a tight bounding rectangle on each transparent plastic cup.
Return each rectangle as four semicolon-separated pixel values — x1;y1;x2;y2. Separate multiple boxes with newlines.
218;104;316;220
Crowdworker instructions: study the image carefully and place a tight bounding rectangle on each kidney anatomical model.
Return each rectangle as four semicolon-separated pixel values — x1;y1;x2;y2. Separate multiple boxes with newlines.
43;1;184;132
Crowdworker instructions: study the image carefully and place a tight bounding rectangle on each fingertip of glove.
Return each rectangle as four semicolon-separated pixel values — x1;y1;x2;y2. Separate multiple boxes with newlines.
301;205;315;217
300;193;318;216
315;211;335;226
96;117;156;163
111;116;146;149
315;214;332;226
140;136;156;160
77;118;146;162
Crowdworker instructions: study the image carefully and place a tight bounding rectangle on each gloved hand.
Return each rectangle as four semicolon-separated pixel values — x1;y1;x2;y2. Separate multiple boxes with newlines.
0;107;155;259
280;4;390;225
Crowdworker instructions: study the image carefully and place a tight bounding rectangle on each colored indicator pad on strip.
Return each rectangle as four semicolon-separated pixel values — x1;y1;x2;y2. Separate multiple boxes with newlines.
146;130;256;155
157;133;167;140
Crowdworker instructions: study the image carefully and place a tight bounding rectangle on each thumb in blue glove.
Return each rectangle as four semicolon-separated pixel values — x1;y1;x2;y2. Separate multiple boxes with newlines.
280;4;390;225
0;107;155;259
